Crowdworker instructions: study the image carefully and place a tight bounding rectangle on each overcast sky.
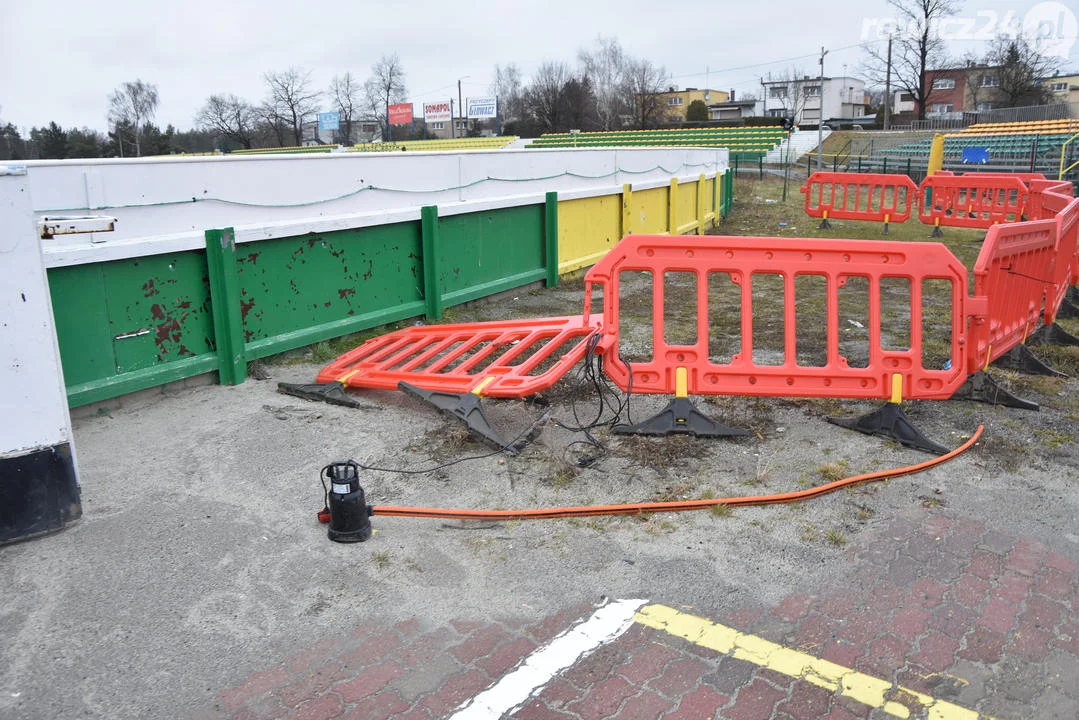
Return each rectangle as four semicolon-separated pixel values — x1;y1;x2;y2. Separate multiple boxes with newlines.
1;0;1076;133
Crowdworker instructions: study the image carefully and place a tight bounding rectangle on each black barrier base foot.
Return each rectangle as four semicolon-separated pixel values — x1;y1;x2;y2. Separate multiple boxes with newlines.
826;402;949;455
1055;298;1079;320
991;344;1068;377
398;381;539;454
930;226;944;238
613;398;749;439
882;223;889;235
277;381;367;408
1028;322;1079;347
949;372;1039;411
818;218;832;230
1068;286;1079;304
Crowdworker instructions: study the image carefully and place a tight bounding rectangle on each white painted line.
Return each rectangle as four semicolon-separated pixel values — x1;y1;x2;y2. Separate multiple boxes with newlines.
448;598;647;720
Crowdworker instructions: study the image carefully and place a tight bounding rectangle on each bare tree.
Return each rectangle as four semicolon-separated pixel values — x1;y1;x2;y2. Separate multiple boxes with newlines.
862;0;960;120
579;36;628;130
364;54;407;140
491;63;524;125
195;94;256;149
107;79;159;157
263;68;321;146
623;58;670;129
526;61;573;132
986;34;1062;107
329;72;363;145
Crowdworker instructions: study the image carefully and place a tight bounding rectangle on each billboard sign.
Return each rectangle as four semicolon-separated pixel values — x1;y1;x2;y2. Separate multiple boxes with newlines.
467;97;498;119
388;103;414;125
317;111;340;131
424;101;452;123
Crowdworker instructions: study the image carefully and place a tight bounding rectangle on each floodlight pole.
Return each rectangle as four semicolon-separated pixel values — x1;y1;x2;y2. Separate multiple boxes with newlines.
817;46;827;172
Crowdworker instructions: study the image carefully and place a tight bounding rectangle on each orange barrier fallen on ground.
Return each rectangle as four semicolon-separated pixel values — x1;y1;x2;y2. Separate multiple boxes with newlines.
801;172;919;225
315;315;602;398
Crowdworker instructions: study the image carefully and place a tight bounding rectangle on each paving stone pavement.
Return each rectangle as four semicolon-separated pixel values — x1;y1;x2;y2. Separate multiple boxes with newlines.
211;509;1079;719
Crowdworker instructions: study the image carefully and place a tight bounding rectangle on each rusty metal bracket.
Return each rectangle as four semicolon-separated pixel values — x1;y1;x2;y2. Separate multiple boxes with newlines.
991;344;1068;377
613;398;748;439
827;402;949;455
949;372;1039;411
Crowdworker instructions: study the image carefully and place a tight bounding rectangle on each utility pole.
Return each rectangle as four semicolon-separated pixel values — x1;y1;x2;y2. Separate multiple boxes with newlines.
458;78;465;137
884;33;893;131
817;46;827;172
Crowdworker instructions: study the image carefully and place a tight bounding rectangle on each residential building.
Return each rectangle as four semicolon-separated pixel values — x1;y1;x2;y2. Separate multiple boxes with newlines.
1040;73;1079;104
759;76;866;125
652;88;730;121
708;98;762;120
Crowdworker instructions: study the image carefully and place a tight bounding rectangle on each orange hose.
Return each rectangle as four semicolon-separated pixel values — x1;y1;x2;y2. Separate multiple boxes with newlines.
372;425;983;521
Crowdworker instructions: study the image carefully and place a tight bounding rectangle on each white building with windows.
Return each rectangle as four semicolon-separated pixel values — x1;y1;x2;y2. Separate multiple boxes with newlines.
759;76;866;125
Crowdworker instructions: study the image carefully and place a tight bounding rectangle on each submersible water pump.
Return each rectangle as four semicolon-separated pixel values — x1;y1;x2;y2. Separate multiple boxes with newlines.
323;460;372;542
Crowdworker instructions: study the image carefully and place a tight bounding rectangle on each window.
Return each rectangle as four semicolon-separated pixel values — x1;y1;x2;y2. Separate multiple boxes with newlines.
667;96;684;106
431;122;444;130
1049;82;1068;92
976;102;996;112
455;120;466;129
900;92;914;102
803;85;820;97
769;86;788;99
932;78;956;90
980;75;999;88
767;108;786;117
930;103;954;114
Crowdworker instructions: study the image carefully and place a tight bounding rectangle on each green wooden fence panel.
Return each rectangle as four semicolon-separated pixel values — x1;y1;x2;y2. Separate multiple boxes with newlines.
437;203;547;307
235;220;426;358
49;251;218;406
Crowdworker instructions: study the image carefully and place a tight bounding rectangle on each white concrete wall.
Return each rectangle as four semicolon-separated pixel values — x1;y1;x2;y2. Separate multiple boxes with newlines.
27;147;728;268
0;166;75;457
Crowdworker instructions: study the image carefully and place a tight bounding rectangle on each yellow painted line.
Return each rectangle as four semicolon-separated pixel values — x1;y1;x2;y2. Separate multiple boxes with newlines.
634;604;987;720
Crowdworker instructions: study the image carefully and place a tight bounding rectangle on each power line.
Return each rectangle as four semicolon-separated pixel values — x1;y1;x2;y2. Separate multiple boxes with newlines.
669;39;885;81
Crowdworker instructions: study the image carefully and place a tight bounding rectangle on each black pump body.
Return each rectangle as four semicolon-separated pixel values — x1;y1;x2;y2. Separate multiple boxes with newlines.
325;460;372;543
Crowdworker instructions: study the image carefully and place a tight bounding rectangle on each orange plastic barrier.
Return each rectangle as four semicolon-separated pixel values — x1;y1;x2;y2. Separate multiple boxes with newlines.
583;234;970;401
919;174;1029;229
965;219;1058;372
802;172;919;224
315;315;602;398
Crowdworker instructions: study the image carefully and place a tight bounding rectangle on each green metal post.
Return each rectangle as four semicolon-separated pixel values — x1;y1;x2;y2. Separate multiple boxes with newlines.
759;156;763;180
883;157;888;174
858;157;863;173
421;205;442;320
204;228;247;386
544;191;559;287
907;157;912;178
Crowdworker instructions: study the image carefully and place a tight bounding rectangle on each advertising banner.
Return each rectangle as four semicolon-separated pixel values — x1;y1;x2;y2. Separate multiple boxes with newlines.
317;111;340;131
424;101;452;123
467;97;498;119
388;103;414;125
